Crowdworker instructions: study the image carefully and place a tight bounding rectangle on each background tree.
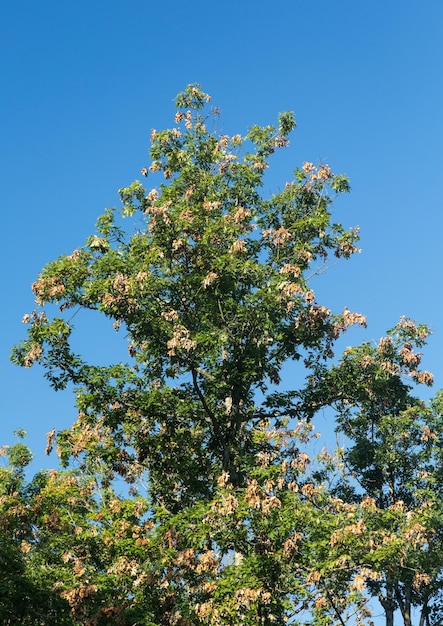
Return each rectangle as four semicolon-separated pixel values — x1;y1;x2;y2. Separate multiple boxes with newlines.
0;431;75;624
301;319;443;626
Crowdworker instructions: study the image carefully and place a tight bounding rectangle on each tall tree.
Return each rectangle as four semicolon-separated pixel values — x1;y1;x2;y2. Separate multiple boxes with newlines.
11;84;368;624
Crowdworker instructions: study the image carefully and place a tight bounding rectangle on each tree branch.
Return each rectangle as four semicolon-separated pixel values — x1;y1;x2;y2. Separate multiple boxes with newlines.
324;588;347;626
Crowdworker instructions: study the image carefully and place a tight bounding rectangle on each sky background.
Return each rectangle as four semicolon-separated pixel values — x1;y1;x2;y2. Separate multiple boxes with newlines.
1;1;442;622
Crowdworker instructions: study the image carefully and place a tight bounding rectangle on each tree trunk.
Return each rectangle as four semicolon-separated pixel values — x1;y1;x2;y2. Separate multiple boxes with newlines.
379;579;395;626
395;583;411;626
386;606;394;626
419;596;430;626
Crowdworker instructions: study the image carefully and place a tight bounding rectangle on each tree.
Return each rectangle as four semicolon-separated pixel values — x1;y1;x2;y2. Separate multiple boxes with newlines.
300;319;443;626
11;84;369;624
0;431;161;625
0;431;74;624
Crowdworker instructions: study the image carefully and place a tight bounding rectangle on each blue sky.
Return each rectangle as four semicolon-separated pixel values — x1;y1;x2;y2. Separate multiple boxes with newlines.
2;0;442;458
1;1;442;622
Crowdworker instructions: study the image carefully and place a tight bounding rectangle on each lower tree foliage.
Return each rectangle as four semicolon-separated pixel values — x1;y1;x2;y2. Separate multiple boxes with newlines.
6;85;443;624
2;423;377;625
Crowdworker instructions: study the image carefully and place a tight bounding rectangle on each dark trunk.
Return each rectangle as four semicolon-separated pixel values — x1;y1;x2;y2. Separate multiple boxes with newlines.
395;583;411;626
379;578;396;626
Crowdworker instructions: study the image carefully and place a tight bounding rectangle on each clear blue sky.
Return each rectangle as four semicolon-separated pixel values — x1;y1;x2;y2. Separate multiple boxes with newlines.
1;1;442;622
